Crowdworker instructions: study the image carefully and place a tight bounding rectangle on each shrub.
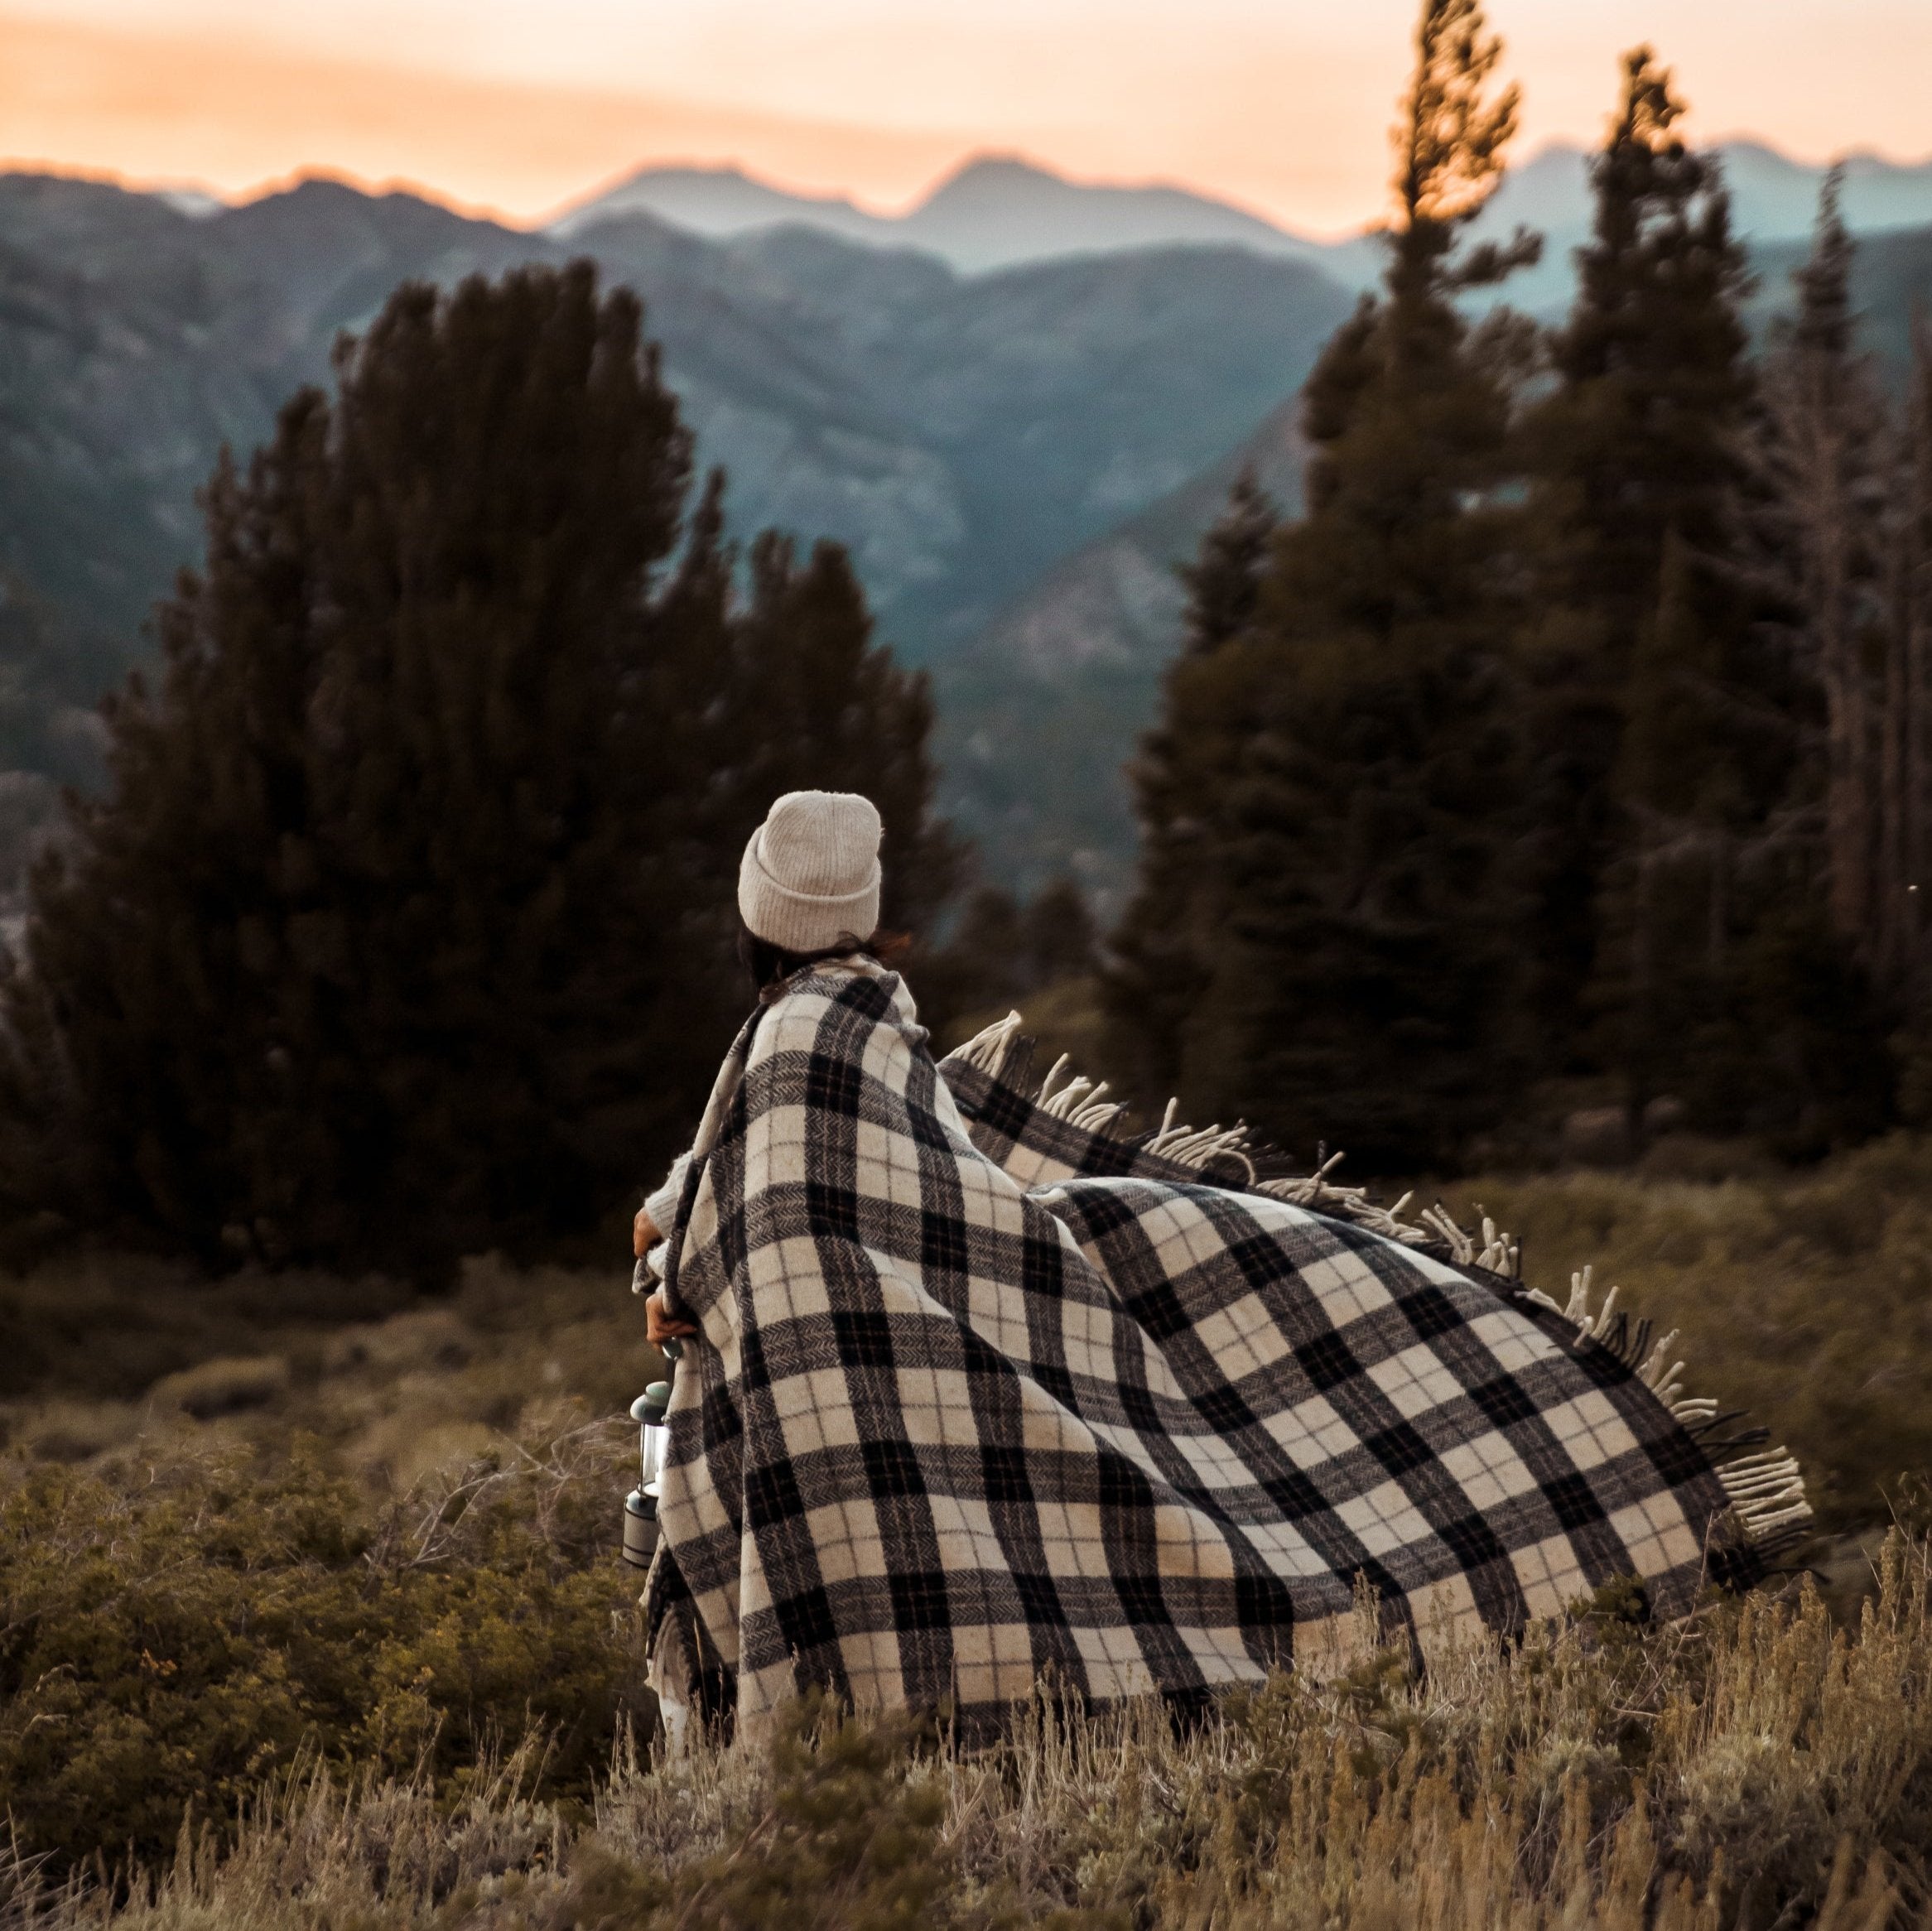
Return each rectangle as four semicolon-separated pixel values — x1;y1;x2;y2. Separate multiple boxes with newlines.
0;1431;645;1871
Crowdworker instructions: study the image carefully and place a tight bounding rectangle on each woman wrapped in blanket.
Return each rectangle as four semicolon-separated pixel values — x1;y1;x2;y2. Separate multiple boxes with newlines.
631;790;1804;1748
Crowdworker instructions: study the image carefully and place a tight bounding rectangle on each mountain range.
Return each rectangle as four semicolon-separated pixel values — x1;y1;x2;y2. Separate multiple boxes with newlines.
553;154;1347;277
559;143;1932;288
0;168;1355;654
1;144;1930;914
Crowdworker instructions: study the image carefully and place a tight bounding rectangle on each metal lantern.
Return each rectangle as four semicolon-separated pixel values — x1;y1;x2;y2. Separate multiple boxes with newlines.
621;1377;672;1569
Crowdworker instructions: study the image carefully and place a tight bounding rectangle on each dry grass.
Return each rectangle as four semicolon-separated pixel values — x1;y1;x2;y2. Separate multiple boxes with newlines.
5;1543;1930;1929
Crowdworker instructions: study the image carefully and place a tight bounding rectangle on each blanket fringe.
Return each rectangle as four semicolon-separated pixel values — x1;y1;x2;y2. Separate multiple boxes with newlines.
947;1010;1814;1554
1524;1266;1811;1543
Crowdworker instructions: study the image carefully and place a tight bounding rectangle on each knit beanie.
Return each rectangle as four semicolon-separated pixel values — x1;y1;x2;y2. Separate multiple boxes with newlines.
737;790;883;954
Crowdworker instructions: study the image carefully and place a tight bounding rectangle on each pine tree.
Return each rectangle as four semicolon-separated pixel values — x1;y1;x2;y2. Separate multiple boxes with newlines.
1877;328;1932;1124
1734;181;1932;1140
0;264;956;1270
1526;70;1897;1148
1174;470;1276;661
926;884;1030;1018
1520;51;1760;1100
1106;0;1538;1169
1533;53;1752;633
1105;474;1280;1102
724;531;961;939
1020;877;1098;987
1890;328;1932;1010
0;582;103;917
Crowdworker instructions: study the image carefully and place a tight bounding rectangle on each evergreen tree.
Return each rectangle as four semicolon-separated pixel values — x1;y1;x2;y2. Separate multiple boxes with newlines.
1520;51;1761;1099
925;884;1031;1018
1106;0;1539;1169
0;582;106;917
1520;65;1895;1148
1175;470;1277;661
1021;877;1098;988
1891;325;1932;1016
1533;53;1752;638
1711;174;1906;1144
724;530;961;939
0;264;955;1271
1106;473;1280;1102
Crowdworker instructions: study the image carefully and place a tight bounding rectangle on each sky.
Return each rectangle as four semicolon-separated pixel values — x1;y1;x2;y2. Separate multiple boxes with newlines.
2;0;1929;235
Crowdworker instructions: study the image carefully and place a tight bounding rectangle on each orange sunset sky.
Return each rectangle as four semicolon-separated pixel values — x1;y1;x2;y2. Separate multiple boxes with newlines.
3;0;1929;234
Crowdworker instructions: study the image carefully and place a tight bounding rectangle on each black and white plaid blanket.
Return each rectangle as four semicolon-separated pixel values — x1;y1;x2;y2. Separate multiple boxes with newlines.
643;961;1773;1733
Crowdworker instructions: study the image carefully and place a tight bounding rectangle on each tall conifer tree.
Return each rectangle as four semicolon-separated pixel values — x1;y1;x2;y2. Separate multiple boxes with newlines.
1106;0;1538;1170
725;531;961;938
1520;51;1760;1099
1106;472;1279;1103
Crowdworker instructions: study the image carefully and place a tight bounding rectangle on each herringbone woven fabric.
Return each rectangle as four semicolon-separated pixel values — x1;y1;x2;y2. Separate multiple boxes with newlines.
643;962;1754;1735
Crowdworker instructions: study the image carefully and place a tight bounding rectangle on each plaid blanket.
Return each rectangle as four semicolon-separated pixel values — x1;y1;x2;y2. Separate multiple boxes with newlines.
643;961;1793;1735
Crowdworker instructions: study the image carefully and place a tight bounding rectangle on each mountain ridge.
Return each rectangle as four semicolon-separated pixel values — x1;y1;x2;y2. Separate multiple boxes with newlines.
0;162;1356;706
551;152;1337;272
557;142;1932;282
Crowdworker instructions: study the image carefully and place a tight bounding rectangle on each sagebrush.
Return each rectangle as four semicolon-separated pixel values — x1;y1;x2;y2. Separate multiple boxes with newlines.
0;1433;646;1870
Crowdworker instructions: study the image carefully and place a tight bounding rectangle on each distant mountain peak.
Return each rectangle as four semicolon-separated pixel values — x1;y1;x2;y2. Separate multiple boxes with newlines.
927;152;1047;184
920;150;1252;205
917;153;1084;200
154;186;221;219
549;161;881;244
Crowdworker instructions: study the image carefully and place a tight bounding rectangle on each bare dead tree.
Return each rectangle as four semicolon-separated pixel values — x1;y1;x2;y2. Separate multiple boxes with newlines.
1751;173;1896;978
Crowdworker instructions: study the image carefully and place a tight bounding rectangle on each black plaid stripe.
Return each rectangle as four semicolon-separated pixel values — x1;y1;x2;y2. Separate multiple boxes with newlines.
648;966;1740;1732
804;1049;865;1118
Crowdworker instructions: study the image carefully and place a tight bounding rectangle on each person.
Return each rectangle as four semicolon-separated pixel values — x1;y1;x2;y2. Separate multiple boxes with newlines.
630;787;1805;1746
632;787;893;1350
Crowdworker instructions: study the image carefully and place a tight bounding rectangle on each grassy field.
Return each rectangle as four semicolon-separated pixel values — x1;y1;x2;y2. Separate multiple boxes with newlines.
3;1140;1932;1922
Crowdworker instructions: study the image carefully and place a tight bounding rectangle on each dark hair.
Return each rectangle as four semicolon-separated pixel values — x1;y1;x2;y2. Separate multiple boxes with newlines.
737;923;911;1000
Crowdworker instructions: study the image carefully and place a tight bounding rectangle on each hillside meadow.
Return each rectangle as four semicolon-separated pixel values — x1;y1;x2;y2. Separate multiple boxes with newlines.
2;1140;1930;1922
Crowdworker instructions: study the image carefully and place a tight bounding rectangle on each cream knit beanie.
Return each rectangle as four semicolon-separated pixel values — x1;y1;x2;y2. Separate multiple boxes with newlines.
738;791;883;953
